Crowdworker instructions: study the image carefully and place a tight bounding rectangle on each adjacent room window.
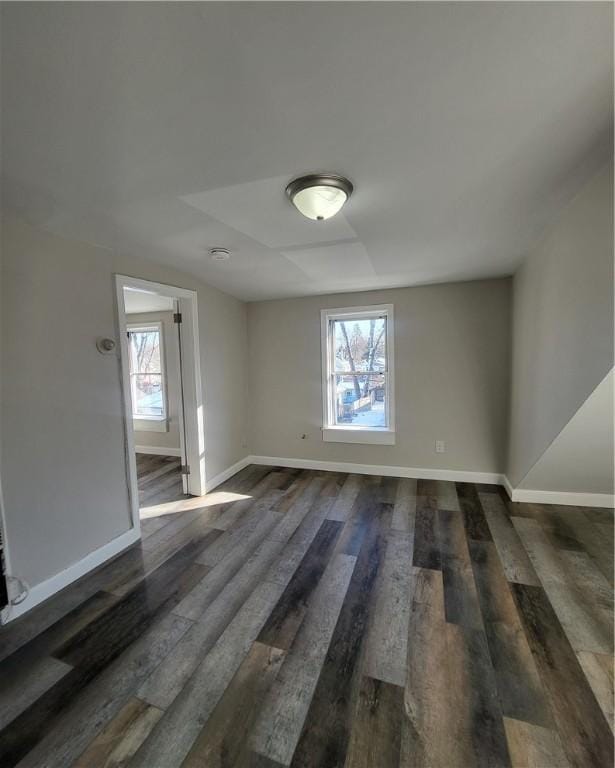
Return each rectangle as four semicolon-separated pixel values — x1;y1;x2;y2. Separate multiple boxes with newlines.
127;324;167;419
321;304;395;444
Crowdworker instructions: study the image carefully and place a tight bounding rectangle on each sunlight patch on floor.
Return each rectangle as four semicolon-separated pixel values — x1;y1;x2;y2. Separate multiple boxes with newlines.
140;490;251;519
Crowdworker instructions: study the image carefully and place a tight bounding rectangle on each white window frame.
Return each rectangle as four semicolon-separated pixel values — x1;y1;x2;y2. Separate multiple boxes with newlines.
127;321;168;422
321;304;395;445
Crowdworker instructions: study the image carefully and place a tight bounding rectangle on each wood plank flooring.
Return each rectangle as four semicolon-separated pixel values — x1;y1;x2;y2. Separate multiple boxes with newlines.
0;460;612;767
136;453;184;509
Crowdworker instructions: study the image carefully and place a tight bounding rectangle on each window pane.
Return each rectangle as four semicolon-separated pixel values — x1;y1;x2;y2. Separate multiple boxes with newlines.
133;373;164;416
333;373;387;427
332;317;386;373
129;329;161;374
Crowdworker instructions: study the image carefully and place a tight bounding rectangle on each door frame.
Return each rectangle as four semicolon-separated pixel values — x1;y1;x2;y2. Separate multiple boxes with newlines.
115;275;206;530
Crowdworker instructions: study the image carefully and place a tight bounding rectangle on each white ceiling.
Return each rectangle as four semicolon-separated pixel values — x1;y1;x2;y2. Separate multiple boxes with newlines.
1;2;612;301
123;288;175;315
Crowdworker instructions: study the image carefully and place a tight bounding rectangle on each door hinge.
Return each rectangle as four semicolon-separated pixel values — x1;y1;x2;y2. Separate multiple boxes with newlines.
173;312;182;324
180;464;191;476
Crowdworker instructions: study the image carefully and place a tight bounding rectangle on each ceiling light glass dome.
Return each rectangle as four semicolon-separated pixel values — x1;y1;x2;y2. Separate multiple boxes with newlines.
286;174;353;221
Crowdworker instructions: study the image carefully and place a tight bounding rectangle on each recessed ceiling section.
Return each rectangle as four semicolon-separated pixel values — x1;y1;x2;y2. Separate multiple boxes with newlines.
282;242;375;283
112;195;309;290
181;175;357;249
1;2;613;301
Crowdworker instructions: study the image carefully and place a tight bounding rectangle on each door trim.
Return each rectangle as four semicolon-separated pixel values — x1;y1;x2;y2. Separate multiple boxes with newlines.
115;275;206;533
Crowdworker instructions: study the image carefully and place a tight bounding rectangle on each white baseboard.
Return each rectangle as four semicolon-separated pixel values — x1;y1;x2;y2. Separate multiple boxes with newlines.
1;527;140;623
247;455;504;486
135;445;181;457
5;457;608;624
249;457;613;508
502;475;515;500
205;456;252;493
502;477;614;509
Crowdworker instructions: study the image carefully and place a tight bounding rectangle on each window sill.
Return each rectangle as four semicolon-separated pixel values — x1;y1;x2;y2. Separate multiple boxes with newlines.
322;427;395;445
133;416;169;434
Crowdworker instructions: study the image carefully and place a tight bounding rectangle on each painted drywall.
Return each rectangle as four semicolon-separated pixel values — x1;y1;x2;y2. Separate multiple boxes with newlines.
507;164;614;487
124;290;174;314
518;368;614;494
0;209;10;613
1;213;247;590
247;279;511;473
127;311;181;454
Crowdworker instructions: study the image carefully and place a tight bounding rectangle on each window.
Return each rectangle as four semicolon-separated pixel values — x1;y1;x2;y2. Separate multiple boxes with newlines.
127;324;166;419
321;304;395;444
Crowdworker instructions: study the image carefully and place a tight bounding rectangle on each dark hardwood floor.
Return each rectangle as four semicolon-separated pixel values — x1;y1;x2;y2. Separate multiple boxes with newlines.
0;463;612;767
136;453;185;509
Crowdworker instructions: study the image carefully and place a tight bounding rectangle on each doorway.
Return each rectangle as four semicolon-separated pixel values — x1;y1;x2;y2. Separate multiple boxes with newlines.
115;276;205;531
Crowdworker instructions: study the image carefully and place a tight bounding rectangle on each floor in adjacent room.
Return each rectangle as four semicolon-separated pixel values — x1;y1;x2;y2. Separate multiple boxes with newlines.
0;465;612;767
136;453;185;510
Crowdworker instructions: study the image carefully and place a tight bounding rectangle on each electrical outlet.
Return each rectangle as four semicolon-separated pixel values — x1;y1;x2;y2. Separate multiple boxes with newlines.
435;440;446;454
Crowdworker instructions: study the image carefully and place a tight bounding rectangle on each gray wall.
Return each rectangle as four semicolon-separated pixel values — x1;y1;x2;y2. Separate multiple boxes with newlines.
4;160;611;597
128;310;181;454
507;163;614;486
1;214;248;589
248;279;512;474
518;369;614;494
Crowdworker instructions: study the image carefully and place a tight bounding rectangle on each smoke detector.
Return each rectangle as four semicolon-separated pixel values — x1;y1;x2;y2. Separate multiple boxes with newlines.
210;247;230;261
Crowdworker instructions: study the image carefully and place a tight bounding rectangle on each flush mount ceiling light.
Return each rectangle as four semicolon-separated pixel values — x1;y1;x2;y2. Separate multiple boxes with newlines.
286;173;353;221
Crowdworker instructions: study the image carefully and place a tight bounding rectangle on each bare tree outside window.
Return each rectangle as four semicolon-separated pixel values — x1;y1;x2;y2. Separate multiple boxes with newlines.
330;314;388;428
128;326;166;418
